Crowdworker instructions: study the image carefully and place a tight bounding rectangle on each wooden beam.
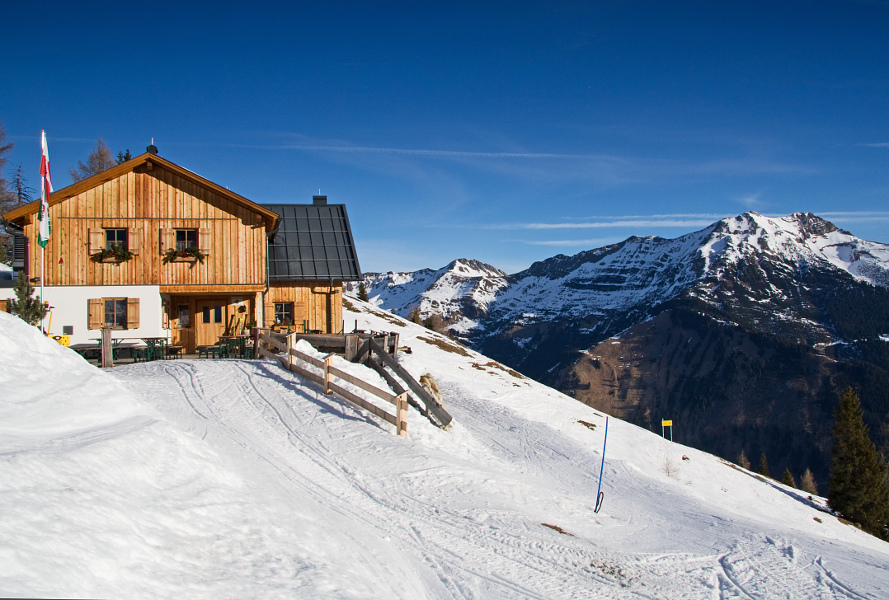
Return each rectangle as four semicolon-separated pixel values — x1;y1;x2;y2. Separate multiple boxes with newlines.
367;339;452;428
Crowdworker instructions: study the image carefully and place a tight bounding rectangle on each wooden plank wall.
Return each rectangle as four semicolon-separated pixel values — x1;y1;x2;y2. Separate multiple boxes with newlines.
22;165;268;288
267;281;344;333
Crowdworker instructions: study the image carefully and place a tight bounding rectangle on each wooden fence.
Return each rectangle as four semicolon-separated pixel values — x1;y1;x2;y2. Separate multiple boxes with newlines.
255;329;409;437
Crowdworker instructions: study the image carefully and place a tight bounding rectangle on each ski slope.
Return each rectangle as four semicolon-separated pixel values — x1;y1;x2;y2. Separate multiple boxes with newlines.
2;304;888;598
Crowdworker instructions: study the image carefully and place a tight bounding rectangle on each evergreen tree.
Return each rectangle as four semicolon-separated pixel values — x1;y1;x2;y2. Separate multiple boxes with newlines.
737;449;751;470
7;271;49;326
69;139;116;182
758;453;770;478
800;468;818;496
781;468;797;488
116;149;132;164
829;387;889;538
358;281;369;302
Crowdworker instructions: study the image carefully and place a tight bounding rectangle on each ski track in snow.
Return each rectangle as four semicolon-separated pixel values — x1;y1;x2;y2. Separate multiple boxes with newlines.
115;349;887;599
5;303;889;599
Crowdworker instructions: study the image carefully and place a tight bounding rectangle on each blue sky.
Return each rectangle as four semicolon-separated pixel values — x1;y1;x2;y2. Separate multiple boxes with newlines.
2;1;888;274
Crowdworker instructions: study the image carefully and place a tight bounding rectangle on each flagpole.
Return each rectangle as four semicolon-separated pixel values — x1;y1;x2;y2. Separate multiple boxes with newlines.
38;130;52;333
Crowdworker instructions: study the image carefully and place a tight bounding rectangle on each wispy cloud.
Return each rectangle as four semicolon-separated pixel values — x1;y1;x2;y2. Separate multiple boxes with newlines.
857;142;889;148
738;193;764;210
512;238;615;247
489;216;727;230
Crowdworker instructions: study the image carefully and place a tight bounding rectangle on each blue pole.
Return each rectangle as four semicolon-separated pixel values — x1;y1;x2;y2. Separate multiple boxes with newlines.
595;416;609;513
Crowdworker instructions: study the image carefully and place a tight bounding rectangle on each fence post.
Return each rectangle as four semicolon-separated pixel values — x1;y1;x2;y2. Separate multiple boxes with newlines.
396;392;408;437
287;333;295;372
101;327;113;368
324;354;334;394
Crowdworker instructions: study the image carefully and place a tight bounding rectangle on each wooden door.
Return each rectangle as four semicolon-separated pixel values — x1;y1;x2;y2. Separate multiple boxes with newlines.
196;300;226;347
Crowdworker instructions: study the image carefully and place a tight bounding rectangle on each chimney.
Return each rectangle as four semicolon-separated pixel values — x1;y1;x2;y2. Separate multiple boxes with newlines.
313;195;327;206
147;137;158;155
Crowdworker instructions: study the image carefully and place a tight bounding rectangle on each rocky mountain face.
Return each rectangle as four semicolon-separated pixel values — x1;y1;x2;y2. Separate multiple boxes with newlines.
351;213;889;490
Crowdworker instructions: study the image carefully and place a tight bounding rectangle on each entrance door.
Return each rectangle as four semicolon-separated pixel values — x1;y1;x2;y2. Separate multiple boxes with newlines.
196;300;226;347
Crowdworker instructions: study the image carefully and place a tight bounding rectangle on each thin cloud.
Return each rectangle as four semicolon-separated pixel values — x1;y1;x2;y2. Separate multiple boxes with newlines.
515;238;615;247
738;193;764;210
857;143;889;148
490;218;722;230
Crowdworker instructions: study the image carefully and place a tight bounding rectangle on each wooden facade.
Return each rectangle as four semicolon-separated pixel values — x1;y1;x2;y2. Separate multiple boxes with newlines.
265;281;344;333
3;152;360;353
7;158;274;289
3;152;281;352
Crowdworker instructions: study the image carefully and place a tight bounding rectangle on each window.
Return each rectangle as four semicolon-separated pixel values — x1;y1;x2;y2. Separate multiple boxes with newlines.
202;304;223;324
105;229;127;250
104;299;127;329
88;298;139;330
176;229;198;250
177;305;190;328
274;302;294;325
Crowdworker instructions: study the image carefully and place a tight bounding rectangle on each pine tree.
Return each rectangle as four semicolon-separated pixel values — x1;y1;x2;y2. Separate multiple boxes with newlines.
7;271;49;326
358;282;369;302
781;468;797;488
758;453;770;478
828;387;889;538
737;449;751;470
69;139;117;182
800;468;818;496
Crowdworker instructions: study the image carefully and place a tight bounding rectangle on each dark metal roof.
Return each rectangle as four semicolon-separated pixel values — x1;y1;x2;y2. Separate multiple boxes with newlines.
263;203;362;281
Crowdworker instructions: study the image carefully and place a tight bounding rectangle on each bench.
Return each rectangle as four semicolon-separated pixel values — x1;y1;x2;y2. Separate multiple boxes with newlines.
197;345;224;359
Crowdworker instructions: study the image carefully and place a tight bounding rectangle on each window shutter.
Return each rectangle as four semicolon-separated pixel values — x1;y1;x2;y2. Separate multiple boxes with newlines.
128;228;141;254
198;227;211;254
126;298;140;329
88;229;105;254
88;298;103;330
264;302;275;327
159;228;174;254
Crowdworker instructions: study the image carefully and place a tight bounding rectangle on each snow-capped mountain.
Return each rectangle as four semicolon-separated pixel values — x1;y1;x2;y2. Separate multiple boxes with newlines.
351;212;889;491
350;212;889;361
347;258;507;333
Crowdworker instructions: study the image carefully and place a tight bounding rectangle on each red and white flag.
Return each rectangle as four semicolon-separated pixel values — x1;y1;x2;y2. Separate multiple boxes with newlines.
37;130;52;248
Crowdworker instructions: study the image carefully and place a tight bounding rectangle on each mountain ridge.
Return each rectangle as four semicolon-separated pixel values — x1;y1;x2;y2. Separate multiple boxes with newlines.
349;211;889;489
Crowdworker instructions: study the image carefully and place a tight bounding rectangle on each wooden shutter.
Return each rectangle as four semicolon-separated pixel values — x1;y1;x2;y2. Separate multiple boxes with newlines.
88;229;105;254
264;302;275;327
128;228;141;254
198;227;211;255
88;298;103;330
159;228;175;254
126;298;140;329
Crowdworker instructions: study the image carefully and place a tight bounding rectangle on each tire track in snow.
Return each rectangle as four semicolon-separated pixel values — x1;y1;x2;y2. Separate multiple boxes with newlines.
718;537;864;599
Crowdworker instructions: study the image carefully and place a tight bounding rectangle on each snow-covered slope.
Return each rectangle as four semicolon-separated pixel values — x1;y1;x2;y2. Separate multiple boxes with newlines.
2;305;889;598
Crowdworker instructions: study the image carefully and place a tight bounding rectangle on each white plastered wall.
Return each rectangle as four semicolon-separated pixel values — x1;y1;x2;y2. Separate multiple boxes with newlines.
0;285;166;345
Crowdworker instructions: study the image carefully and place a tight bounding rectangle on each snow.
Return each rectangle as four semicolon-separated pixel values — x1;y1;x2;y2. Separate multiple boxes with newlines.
3;305;889;598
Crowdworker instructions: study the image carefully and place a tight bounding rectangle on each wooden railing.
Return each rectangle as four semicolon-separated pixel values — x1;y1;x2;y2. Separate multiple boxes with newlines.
255;329;408;437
